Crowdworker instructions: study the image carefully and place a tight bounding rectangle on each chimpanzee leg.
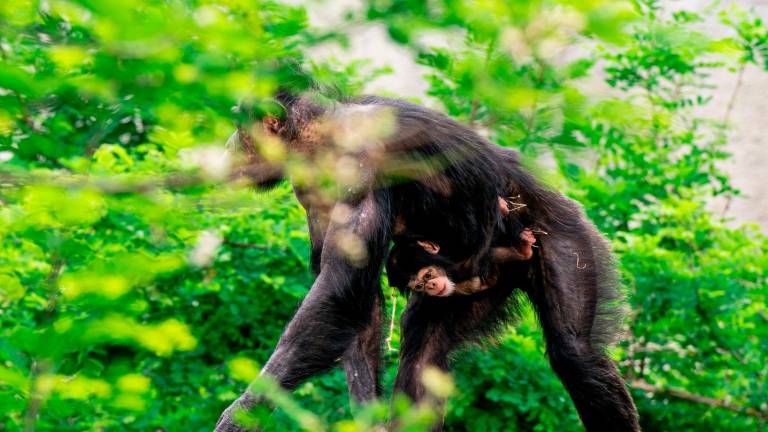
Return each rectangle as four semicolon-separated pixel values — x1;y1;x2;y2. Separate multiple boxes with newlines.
393;296;454;402
300;189;382;402
394;286;516;430
528;225;639;432
343;291;382;402
216;193;391;431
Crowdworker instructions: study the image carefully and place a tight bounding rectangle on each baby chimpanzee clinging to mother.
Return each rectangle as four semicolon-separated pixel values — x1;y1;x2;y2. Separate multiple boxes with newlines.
387;196;539;296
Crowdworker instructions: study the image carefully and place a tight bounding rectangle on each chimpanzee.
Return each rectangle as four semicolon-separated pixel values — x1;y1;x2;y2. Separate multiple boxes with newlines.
387;239;489;296
215;89;639;431
387;196;538;297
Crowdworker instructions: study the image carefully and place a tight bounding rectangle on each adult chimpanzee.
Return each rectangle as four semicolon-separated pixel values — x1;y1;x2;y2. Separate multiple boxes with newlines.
215;91;639;431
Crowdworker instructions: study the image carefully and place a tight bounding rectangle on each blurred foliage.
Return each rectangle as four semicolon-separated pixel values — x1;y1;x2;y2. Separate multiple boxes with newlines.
1;0;767;431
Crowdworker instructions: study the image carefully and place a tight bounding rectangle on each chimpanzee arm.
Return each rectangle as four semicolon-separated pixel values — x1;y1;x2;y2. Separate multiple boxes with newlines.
215;190;392;431
452;277;490;295
491;246;529;262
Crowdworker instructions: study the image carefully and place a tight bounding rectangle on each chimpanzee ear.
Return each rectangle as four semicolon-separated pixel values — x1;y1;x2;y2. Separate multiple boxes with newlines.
263;116;281;135
416;240;440;254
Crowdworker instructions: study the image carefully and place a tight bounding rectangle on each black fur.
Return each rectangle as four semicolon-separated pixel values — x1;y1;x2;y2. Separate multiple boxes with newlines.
386;193;536;295
215;93;639;432
385;240;464;295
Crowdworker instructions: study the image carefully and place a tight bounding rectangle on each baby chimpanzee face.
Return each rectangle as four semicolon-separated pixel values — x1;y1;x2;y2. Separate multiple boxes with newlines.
411;264;456;296
386;240;457;297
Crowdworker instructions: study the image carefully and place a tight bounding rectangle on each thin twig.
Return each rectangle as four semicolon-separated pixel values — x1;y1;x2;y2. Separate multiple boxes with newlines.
468;99;479;126
23;361;44;432
0;170;205;193
44;258;65;318
223;238;268;249
385;289;398;352
719;195;733;219
716;62;746;219
646;86;661;148
723;62;746;126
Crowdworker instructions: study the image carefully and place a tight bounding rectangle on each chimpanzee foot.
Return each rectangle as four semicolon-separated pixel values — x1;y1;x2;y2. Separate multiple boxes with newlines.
215;391;259;432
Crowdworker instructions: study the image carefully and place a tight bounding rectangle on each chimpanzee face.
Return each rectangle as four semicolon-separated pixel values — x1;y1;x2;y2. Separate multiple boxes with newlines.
409;265;456;296
387;239;457;297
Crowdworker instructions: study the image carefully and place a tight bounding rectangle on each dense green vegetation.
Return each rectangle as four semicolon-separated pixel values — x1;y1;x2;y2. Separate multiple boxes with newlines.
1;0;767;431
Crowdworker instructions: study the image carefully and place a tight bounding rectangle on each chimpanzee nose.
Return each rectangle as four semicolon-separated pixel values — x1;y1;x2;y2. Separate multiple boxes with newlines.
425;280;439;292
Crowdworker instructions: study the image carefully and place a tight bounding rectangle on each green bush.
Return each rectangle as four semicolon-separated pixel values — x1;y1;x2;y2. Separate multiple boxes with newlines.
1;1;766;431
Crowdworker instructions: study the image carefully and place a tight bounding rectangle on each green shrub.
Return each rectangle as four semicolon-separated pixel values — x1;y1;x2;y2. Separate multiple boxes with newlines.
1;1;766;431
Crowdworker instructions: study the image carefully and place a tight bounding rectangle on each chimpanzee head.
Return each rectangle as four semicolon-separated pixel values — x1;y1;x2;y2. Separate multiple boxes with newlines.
386;239;459;297
226;90;334;189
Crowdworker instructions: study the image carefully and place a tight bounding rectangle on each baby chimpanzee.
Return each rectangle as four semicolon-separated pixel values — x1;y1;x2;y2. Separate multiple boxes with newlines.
387;197;537;296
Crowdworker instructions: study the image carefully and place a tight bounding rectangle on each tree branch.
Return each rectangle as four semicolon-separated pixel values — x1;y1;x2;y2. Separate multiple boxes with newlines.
630;379;768;421
223;238;268;249
0;160;283;195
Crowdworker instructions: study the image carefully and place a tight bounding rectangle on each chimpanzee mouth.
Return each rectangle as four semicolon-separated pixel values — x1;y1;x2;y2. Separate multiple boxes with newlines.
436;279;456;297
